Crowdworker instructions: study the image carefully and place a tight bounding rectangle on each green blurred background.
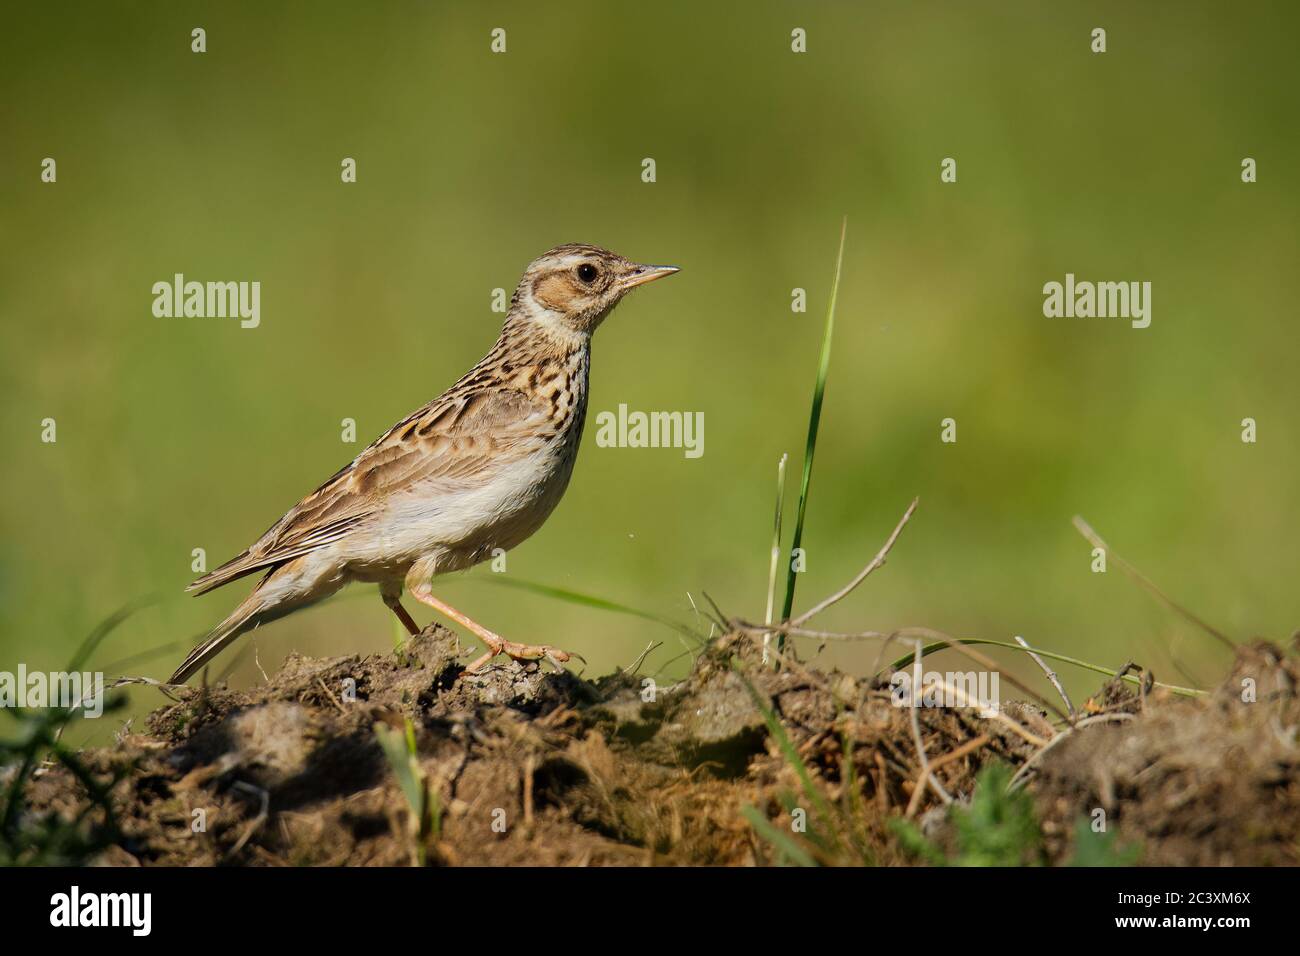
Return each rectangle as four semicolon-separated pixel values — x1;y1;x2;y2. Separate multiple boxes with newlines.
3;2;1298;739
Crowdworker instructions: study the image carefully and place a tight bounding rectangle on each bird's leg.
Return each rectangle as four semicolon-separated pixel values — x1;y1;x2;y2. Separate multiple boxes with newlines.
406;582;572;672
381;587;421;637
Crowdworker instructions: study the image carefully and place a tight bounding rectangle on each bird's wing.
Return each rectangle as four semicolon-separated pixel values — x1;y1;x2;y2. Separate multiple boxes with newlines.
187;384;549;594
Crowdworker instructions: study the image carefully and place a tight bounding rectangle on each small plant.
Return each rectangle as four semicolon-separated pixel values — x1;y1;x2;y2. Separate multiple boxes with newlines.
0;698;130;865
891;778;1141;867
0;605;140;865
891;763;1043;866
777;218;847;650
1068;816;1141;866
736;663;873;866
374;717;441;866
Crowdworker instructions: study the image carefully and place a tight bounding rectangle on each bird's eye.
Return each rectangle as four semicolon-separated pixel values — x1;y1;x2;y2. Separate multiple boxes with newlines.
576;263;598;283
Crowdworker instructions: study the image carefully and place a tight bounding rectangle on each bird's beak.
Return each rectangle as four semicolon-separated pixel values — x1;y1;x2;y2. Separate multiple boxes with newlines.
621;264;680;289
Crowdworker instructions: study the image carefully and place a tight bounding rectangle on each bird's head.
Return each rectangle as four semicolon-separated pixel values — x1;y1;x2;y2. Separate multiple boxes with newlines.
511;243;678;337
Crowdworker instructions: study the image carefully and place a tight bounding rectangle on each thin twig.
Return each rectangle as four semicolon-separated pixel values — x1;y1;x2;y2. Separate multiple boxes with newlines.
905;733;991;818
700;591;729;631
907;637;1200;698
107;674;184;703
621;641;662;675
1072;515;1234;651
523;755;536;829
683;592;714;657
906;640;952;815
226;782;270;860
778;625;891;641
316;677;346;713
889;628;1068;724
928;733;991;772
1007;713;1136;791
792;497;919;626
737;621;1073;722
1014;635;1074;718
922;676;1050;748
904;767;929;818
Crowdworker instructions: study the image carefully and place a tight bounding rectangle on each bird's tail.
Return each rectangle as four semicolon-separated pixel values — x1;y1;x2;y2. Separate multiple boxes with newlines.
185;548;263;595
169;598;262;685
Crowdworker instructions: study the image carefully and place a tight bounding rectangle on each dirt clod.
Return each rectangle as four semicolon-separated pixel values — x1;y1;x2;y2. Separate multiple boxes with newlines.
14;627;1300;865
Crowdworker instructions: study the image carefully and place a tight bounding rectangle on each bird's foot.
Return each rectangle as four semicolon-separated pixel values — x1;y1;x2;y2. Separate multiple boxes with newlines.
465;637;573;673
404;585;576;673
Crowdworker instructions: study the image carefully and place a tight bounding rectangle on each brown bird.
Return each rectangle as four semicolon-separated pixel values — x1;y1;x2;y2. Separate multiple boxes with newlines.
170;244;678;684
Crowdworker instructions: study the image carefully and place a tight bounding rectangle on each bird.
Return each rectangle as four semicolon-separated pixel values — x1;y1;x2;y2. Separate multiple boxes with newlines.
169;243;678;685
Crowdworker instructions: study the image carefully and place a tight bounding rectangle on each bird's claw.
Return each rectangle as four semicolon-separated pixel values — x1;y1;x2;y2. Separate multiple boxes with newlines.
464;639;573;674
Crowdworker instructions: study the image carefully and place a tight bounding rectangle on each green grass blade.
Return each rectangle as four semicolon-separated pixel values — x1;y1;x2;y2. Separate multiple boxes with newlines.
732;661;839;844
460;574;704;644
763;454;788;662
374;721;423;815
885;638;1204;698
779;218;847;646
67;595;160;672
740;803;818;867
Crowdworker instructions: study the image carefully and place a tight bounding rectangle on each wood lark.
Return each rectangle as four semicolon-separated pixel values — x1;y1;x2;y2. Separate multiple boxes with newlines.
170;244;678;684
